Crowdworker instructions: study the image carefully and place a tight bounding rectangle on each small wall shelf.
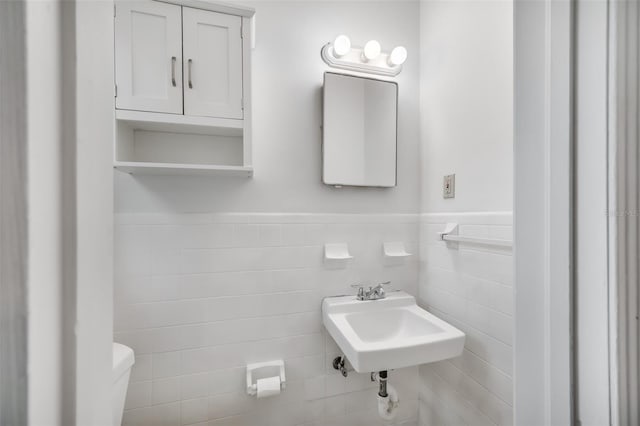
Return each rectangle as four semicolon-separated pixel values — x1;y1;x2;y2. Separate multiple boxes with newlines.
114;113;250;176
324;243;353;262
116;110;243;136
114;161;253;177
383;242;412;258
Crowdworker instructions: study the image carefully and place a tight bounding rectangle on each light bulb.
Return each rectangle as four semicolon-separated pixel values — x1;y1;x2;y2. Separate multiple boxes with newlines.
388;46;407;66
363;40;381;62
333;35;351;57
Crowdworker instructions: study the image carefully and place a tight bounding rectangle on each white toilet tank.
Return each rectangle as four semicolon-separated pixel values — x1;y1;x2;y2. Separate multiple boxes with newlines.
112;343;135;426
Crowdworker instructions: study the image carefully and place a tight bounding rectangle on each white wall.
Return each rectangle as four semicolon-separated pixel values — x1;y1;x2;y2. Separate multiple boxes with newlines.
575;0;611;423
21;1;115;424
115;1;420;214
512;0;574;423
1;1;28;424
112;2;516;425
25;1;64;423
419;0;513;213
608;1;640;422
113;2;422;425
417;1;514;425
75;1;115;424
418;213;513;426
115;213;420;426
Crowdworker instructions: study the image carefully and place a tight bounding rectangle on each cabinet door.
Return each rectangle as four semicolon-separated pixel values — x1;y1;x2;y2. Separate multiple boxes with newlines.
115;0;183;114
183;8;243;119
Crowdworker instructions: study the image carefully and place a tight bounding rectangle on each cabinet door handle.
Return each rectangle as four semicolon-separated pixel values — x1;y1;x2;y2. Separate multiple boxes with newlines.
188;59;193;89
171;56;176;87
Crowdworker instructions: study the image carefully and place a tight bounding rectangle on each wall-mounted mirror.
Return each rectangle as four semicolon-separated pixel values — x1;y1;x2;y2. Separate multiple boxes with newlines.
322;72;398;187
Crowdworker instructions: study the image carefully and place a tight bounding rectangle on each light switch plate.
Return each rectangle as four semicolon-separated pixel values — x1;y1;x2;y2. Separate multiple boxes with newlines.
443;174;455;198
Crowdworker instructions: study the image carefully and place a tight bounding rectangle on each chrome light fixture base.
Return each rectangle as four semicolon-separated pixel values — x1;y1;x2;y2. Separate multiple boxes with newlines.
321;43;403;77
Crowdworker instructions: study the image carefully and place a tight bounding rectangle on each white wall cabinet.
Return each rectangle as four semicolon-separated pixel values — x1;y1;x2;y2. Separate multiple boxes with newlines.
183;8;243;119
115;1;183;114
113;0;254;177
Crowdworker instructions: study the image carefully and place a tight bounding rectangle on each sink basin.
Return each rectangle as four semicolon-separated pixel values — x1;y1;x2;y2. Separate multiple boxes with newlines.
322;291;465;372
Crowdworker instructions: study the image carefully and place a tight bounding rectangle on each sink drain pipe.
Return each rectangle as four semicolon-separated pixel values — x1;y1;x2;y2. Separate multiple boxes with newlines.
372;371;399;421
377;370;388;397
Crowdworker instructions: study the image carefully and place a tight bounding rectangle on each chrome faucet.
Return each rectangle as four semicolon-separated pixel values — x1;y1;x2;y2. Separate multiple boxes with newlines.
350;282;391;301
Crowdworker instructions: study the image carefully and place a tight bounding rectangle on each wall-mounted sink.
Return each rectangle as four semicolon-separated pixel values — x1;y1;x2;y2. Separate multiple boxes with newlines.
322;291;465;373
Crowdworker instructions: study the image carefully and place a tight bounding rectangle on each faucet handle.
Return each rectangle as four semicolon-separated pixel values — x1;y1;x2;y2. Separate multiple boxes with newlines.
350;283;365;300
372;281;391;299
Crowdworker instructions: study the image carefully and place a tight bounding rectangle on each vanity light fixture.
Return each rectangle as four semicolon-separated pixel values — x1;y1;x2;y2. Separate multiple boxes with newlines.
321;36;407;77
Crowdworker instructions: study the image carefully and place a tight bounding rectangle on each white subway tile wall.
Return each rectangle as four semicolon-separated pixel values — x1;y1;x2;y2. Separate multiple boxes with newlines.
114;213;420;426
417;213;514;426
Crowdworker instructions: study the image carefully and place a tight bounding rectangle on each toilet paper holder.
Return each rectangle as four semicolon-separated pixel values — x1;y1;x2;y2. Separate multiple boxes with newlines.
246;360;286;396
